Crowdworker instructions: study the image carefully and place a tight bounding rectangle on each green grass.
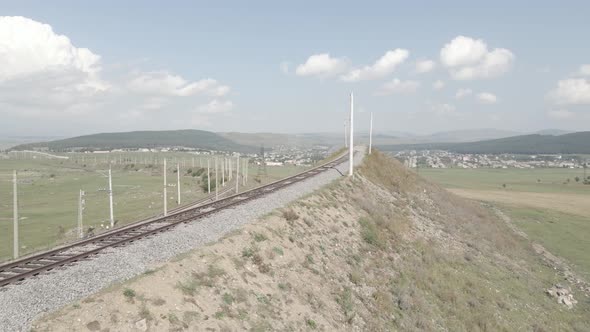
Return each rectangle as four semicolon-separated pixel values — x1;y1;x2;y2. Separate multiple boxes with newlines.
417;166;590;288
420;167;590;194
502;205;590;280
0;153;307;261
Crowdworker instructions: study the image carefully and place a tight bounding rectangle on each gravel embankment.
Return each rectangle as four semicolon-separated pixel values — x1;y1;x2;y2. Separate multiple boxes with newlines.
0;147;365;332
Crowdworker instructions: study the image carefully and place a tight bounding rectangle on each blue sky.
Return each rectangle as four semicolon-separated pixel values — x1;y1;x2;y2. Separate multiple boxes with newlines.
0;1;589;136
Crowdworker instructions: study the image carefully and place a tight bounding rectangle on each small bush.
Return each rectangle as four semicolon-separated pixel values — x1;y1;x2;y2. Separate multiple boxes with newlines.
222;293;235;305
242;246;256;258
282;209;299;221
253;232;268;242
272;246;284;256
139;304;153;321
349;270;363;285
177;278;198;296
358;217;385;248
306;318;317;329
123;288;136;299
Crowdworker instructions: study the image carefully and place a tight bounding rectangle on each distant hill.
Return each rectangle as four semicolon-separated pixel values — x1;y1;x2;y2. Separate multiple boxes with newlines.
218;132;342;148
379;131;590;154
420;128;521;143
0;135;65;151
532;129;572;136
11;130;256;153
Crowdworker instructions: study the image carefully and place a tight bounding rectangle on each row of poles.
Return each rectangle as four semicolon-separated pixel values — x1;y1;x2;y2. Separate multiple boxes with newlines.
346;92;373;177
8;155;249;260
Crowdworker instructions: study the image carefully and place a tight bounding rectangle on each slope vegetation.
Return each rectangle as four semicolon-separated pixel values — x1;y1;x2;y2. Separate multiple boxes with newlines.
34;151;590;331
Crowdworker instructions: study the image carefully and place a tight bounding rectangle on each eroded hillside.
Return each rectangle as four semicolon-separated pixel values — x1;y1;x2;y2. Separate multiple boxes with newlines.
33;151;590;331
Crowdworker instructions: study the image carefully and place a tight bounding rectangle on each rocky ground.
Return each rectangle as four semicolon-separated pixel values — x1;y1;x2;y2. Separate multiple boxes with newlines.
26;150;590;331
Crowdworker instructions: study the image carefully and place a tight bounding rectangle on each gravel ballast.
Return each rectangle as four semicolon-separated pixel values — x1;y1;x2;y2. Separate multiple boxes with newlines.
0;147;365;332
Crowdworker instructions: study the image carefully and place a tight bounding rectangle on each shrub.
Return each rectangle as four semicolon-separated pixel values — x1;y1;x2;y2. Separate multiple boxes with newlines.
282;209;299;221
253;232;268;242
358;217;385;248
123;288;136;299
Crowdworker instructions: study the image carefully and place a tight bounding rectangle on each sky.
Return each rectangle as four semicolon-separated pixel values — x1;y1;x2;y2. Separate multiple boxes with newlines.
0;1;589;137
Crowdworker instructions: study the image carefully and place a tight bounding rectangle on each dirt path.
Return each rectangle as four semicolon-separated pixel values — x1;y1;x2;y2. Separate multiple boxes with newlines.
450;189;590;217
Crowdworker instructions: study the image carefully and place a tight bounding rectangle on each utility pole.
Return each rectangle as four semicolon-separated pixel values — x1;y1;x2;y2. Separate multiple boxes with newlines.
222;158;225;187
349;92;354;176
78;190;85;239
243;159;246;186
13;170;18;259
229;158;232;180
344;120;348;148
236;155;240;194
215;158;219;200
177;163;181;205
369;112;373;154
108;166;115;228
207;159;211;194
163;159;168;216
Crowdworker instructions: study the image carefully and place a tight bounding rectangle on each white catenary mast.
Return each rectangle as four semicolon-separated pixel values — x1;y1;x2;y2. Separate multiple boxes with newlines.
163;159;168;216
78;189;85;239
108;166;114;228
13;170;19;259
369;112;373;154
207;159;211;194
177;163;181;205
349;92;354;176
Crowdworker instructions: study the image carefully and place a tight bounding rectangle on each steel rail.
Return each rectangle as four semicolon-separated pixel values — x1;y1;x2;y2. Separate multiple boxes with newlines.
0;154;348;287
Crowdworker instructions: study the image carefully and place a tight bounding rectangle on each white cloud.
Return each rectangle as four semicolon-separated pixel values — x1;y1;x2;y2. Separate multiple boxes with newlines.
433;80;445;90
0;16;234;131
375;78;419;95
0;16;103;83
197;99;234;113
455;88;473;99
341;49;409;82
295;53;348;77
476;92;498;104
127;73;229;97
548;78;590;105
578;64;590;76
415;59;436;74
547;109;574;119
0;15;108;110
440;36;514;80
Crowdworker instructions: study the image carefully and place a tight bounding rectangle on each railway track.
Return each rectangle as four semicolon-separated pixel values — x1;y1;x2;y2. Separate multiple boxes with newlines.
0;154;348;288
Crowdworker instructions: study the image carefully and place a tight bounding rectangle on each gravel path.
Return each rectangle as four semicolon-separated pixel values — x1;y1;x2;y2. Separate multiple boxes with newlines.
0;147;365;332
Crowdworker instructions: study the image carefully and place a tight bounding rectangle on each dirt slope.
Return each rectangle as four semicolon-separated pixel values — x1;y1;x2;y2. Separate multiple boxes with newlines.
33;151;590;331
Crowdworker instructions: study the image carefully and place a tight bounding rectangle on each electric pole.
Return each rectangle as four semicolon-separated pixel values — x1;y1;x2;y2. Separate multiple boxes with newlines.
344;120;348;148
108;166;114;228
215;157;219;200
236;155;240;194
349;92;354;176
163;159;168;216
78;190;85;239
207;159;211;194
177;163;181;205
13;170;18;259
369;112;373;154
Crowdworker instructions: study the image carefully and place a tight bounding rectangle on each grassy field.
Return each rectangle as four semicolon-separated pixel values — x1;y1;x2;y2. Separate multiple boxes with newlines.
501;205;590;280
419;167;590;278
419;167;590;194
0;152;309;262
